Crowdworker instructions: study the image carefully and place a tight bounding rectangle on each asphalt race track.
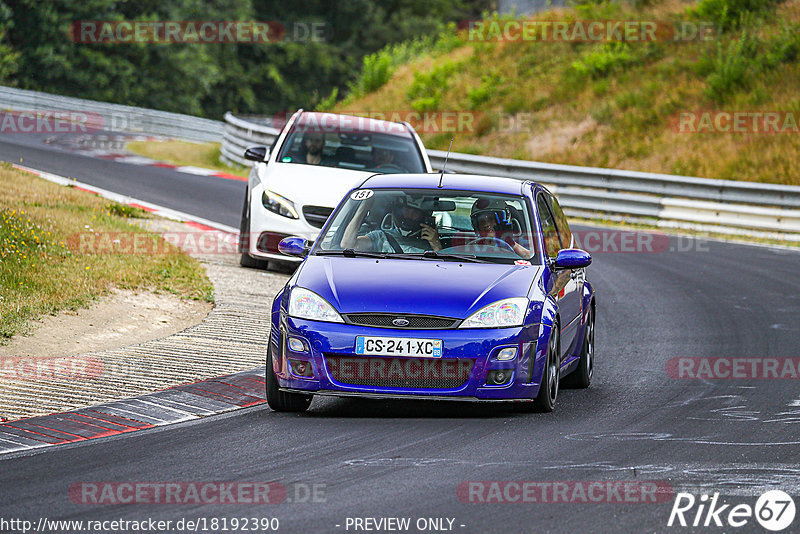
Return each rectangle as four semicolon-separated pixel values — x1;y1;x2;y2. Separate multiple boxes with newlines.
0;134;244;227
2;135;799;533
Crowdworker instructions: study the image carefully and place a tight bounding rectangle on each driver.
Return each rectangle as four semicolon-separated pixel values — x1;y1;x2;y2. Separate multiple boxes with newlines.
300;132;327;165
372;146;402;171
341;196;441;252
470;198;531;258
372;146;394;169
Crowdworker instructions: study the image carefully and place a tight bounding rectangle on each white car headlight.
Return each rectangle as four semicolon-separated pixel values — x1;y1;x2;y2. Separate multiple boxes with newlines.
289;288;343;323
459;298;529;328
262;189;299;219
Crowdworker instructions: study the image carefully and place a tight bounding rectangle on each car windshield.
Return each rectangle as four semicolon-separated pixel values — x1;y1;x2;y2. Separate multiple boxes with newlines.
316;189;538;264
276;116;425;174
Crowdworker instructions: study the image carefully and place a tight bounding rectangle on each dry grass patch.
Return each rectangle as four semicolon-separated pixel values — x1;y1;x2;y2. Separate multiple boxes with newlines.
0;163;213;341
126;139;248;177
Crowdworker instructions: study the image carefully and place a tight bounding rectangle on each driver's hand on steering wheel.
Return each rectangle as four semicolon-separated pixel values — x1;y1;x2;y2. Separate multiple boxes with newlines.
420;223;442;251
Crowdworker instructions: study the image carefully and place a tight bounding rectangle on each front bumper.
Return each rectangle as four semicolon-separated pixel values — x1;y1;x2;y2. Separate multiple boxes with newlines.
271;316;546;401
245;186;325;262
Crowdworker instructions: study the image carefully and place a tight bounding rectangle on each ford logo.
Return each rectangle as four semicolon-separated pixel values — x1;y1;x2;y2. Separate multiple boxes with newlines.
392;318;410;327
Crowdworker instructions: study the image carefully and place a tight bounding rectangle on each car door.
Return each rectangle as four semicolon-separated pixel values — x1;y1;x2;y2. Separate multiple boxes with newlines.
547;193;582;358
536;193;579;363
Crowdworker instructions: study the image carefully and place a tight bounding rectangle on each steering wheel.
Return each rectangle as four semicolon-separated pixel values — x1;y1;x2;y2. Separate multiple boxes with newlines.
467;236;515;253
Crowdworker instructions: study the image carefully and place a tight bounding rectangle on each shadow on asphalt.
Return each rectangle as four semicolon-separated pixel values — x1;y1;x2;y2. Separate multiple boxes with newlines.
275;396;532;419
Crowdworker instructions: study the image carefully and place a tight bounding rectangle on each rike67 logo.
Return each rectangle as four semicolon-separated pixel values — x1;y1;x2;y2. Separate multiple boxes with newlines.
668;490;796;531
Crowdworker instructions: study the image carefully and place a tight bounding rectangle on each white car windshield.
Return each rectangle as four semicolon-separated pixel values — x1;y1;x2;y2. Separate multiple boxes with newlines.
316;189;538;264
277;124;426;174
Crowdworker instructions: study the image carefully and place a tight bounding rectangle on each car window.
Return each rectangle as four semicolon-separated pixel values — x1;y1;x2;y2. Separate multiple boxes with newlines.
548;193;573;248
276;128;425;174
317;189;538;264
536;194;560;258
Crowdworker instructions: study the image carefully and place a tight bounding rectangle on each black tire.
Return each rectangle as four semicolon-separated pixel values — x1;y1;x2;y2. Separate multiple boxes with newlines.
267;260;298;274
533;325;560;412
515;325;560;413
563;307;594;389
239;188;270;269
265;343;312;412
241;253;269;269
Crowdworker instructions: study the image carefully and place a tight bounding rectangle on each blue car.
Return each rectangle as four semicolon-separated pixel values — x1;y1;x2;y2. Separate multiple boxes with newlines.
267;173;595;413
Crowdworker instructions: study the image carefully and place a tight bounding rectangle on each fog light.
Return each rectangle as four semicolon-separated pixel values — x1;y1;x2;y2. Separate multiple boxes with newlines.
486;369;512;385
288;337;307;352
496;347;517;361
289;358;313;377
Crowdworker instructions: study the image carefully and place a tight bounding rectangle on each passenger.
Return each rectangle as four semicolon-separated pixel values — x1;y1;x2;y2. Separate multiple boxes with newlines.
470;198;532;258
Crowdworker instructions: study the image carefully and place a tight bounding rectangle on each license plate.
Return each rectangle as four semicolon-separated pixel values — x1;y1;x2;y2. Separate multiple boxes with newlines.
355;336;442;357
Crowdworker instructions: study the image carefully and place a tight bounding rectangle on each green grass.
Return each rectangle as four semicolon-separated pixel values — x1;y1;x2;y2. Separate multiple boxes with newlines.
126;139;248;178
0;163;213;341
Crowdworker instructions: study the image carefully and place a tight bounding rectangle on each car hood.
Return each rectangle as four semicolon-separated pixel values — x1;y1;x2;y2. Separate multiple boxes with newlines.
260;162;373;207
294;255;540;318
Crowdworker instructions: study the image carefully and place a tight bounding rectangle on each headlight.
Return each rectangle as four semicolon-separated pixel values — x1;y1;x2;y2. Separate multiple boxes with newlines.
262;190;299;219
289;288;343;323
459;298;528;328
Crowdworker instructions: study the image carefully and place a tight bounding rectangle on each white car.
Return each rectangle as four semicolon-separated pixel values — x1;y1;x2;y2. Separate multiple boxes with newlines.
239;110;433;270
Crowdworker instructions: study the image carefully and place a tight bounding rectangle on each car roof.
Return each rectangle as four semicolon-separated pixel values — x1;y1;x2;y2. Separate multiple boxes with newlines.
295;111;413;139
359;173;532;196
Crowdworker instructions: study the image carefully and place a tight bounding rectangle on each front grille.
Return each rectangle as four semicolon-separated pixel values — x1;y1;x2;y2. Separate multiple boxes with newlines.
344;314;460;329
302;205;334;228
325;355;474;389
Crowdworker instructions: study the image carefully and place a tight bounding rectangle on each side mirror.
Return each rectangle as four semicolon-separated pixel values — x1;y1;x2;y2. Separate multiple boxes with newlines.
278;237;312;257
554;248;591;270
244;146;269;162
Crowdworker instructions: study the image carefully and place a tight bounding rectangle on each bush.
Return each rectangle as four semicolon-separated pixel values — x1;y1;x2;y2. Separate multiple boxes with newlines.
690;0;783;32
347;29;465;99
316;87;339;111
466;72;505;109
704;31;758;102
764;24;800;67
571;42;639;78
406;61;460;112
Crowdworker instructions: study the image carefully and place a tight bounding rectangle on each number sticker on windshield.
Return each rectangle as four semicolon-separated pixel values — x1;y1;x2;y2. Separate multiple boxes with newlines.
350;189;374;201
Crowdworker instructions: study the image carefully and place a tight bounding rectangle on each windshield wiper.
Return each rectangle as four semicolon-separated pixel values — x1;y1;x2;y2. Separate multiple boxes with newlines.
315;249;388;259
423;250;489;263
382;251;488;263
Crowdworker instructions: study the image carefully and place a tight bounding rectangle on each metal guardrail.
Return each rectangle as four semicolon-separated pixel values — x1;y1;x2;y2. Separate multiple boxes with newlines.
221;112;281;167
0;86;224;142
426;150;800;236
8;85;793;237
221;113;800;238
